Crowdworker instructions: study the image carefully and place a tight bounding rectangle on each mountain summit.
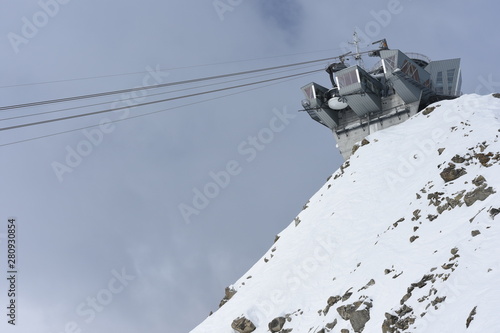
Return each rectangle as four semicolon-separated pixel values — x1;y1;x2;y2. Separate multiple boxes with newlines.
191;94;500;333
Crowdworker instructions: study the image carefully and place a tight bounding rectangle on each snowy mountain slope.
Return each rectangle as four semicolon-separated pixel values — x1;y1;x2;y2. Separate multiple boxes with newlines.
191;94;500;333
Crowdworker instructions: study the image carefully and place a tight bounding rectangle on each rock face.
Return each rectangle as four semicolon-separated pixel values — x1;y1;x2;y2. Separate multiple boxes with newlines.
231;317;256;333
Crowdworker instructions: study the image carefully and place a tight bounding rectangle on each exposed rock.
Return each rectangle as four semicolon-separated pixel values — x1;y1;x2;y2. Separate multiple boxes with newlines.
422;106;436;115
438;191;465;214
396;304;413;317
382;313;398;333
400;292;412;305
302;200;310;210
352;144;360;155
440;163;467;182
342;289;353;301
231;317;256;333
396;316;415;330
412;274;434;289
274;235;280;243
337;302;361;321
472;175;486;186
442;263;455;270
438;148;446;155
219;287;237;307
471;230;481;237
350;309;370;332
464;185;496;206
294;216;301;227
466;306;477;328
451;154;466;163
393;217;405;228
474;152;492;166
361;139;370;146
359;279;376;291
410;236;419;243
341;329;350;333
325;319;337;330
411;209;421;221
431;296;446;307
333;161;354;179
489;207;500;219
493;93;500;98
268;316;286;332
427;214;438;221
323;295;342;315
383;305;415;332
428;192;444;206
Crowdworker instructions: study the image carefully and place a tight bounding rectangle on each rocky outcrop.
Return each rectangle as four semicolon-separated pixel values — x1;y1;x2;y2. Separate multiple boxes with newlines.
422;106;436;115
440;163;467;182
231;317;256;333
323;295;341;315
337;299;372;332
466;306;477;328
464;184;496;206
268;317;286;332
219;287;237;307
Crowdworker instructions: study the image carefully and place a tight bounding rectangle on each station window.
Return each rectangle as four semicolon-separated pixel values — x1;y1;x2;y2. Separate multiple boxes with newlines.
447;69;456;92
337;70;358;88
304;85;315;100
401;60;420;83
384;55;396;72
435;71;443;94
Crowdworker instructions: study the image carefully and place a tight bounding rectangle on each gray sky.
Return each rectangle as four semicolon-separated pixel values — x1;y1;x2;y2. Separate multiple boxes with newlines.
0;1;499;332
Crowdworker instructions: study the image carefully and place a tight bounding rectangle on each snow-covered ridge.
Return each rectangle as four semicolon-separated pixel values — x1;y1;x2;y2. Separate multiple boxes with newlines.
191;94;500;333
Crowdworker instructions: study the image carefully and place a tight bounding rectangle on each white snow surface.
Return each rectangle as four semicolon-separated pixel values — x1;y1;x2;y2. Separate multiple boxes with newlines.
191;94;500;333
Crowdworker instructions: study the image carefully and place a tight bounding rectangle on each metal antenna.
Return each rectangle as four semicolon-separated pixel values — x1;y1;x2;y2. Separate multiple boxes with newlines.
349;31;365;69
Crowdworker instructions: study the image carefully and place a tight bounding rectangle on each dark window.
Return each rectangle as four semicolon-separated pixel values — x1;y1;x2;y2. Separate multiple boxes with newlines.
435;71;443;94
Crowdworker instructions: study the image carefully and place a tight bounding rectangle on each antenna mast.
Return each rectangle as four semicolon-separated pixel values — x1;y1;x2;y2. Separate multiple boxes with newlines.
349;31;365;69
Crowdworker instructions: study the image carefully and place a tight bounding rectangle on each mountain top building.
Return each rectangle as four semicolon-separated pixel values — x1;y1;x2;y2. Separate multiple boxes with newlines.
301;37;462;159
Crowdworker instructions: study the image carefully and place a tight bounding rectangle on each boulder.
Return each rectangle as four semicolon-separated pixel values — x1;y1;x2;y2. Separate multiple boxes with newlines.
464;185;495;206
440;163;466;182
268;317;286;332
231;317;256;333
350;309;370;332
